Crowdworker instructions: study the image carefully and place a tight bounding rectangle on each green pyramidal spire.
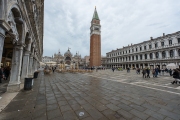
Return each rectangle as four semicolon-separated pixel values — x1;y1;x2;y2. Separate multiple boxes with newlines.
92;6;100;20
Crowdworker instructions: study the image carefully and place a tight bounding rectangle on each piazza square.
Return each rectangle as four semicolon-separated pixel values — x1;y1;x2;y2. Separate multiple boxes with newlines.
0;0;180;120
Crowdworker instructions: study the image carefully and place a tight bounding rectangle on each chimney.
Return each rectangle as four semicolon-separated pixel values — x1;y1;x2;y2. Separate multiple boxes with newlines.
131;43;132;46
150;37;153;40
163;33;165;37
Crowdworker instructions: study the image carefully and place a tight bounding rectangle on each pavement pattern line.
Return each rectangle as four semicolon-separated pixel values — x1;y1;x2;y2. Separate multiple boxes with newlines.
132;81;179;89
85;72;179;86
82;74;180;95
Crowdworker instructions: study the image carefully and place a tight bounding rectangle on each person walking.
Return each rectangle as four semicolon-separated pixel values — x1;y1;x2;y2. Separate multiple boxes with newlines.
112;67;115;72
0;67;4;83
161;68;164;76
155;67;159;77
171;69;179;84
152;69;155;77
136;68;138;74
142;68;147;78
169;69;172;76
146;68;150;78
4;67;10;80
127;67;130;73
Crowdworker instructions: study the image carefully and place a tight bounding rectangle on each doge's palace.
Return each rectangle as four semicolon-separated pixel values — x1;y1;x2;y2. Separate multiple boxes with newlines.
0;0;44;92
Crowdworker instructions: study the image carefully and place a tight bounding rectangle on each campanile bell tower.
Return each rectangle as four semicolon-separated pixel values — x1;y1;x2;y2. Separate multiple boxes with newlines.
90;7;101;67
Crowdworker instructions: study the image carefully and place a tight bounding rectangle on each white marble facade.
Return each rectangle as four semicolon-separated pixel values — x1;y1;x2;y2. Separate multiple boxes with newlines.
0;0;44;92
105;32;180;69
42;49;87;69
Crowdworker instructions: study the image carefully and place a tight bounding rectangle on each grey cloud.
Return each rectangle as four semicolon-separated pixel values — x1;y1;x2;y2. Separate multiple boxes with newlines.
43;0;180;57
147;23;161;26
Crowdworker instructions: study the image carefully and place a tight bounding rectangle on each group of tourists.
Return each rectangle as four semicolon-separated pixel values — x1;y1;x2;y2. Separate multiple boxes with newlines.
44;65;57;73
111;66;180;85
142;68;151;78
0;66;11;83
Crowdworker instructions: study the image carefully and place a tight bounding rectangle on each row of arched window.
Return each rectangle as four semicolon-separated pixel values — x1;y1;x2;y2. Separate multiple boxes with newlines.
108;38;180;57
108;49;180;63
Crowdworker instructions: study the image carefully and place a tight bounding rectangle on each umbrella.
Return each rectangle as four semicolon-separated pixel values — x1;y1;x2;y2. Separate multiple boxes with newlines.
166;63;179;69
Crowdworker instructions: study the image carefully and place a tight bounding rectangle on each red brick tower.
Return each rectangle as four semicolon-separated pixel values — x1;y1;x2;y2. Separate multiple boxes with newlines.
90;7;101;67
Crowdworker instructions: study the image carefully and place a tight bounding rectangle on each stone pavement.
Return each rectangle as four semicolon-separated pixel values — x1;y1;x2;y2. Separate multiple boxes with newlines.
0;70;180;120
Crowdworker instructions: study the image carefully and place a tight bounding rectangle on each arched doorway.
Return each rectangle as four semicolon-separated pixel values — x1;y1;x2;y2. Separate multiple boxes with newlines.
65;56;71;65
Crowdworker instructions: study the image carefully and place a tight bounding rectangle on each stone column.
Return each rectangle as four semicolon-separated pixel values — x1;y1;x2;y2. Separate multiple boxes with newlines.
147;63;150;68
7;45;23;92
20;51;30;82
152;53;155;59
142;54;145;60
159;51;162;59
174;49;178;57
160;63;162;69
166;50;169;58
0;27;5;66
35;60;38;71
147;53;149;60
32;58;36;73
28;55;33;76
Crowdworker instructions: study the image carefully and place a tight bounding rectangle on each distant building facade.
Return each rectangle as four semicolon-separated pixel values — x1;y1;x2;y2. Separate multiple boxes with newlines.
101;56;107;67
84;56;90;67
105;32;180;69
52;49;82;65
90;7;101;67
43;49;87;68
42;56;53;63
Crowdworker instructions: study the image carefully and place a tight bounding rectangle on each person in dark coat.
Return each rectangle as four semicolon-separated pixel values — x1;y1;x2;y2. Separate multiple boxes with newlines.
4;67;10;80
171;69;179;84
112;67;115;72
146;68;150;78
155;68;159;77
0;68;4;83
169;69;172;76
142;68;147;78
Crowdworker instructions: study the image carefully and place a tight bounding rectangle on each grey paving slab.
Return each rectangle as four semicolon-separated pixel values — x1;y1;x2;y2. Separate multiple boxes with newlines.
117;109;135;119
144;109;165;120
0;70;180;120
47;108;62;120
106;103;120;111
130;109;149;120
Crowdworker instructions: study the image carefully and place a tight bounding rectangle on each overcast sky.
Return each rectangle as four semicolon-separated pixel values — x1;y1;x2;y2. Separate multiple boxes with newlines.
43;0;180;57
